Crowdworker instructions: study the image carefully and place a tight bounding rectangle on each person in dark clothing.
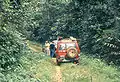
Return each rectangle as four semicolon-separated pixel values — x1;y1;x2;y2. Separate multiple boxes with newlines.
50;42;55;58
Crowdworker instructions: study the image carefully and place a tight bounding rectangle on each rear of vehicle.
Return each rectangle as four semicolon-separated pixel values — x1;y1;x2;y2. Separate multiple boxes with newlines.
55;40;80;65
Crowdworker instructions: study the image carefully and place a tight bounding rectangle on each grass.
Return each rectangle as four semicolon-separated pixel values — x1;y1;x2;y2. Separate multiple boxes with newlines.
20;49;56;82
60;53;120;82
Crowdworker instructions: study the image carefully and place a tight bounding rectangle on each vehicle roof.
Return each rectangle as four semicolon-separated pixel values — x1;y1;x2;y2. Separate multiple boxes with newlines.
58;38;77;43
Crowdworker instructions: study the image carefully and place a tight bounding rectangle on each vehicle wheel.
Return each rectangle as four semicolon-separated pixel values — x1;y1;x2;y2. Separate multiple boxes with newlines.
74;60;79;65
56;59;60;66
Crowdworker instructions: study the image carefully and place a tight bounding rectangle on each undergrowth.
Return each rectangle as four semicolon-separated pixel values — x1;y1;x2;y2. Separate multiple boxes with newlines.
0;45;54;82
61;53;120;82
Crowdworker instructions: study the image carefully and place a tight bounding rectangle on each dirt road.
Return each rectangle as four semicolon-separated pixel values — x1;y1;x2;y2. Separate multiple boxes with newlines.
51;58;62;82
54;66;62;82
27;41;63;82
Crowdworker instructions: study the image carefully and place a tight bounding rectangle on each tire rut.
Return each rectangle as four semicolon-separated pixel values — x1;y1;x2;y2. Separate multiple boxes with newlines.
55;66;62;82
52;58;62;82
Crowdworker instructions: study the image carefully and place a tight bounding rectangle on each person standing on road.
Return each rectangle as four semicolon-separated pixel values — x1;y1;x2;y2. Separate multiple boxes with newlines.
45;41;50;55
50;41;55;58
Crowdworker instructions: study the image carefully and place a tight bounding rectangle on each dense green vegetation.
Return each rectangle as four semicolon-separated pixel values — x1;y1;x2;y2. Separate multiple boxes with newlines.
0;0;120;81
24;0;120;65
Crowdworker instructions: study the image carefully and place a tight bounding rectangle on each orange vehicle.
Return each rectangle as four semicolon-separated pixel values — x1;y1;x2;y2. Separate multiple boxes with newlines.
55;38;80;65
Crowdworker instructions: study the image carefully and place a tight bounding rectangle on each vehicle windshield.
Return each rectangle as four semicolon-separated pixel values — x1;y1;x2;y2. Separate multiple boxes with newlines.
59;43;76;50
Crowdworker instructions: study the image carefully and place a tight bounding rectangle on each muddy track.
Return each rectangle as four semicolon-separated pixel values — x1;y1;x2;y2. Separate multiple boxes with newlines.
52;58;62;82
27;41;42;52
55;66;62;82
28;45;39;52
27;42;63;82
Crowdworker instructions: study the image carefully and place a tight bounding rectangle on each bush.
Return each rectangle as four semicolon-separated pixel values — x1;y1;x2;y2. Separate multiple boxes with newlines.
0;30;23;71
